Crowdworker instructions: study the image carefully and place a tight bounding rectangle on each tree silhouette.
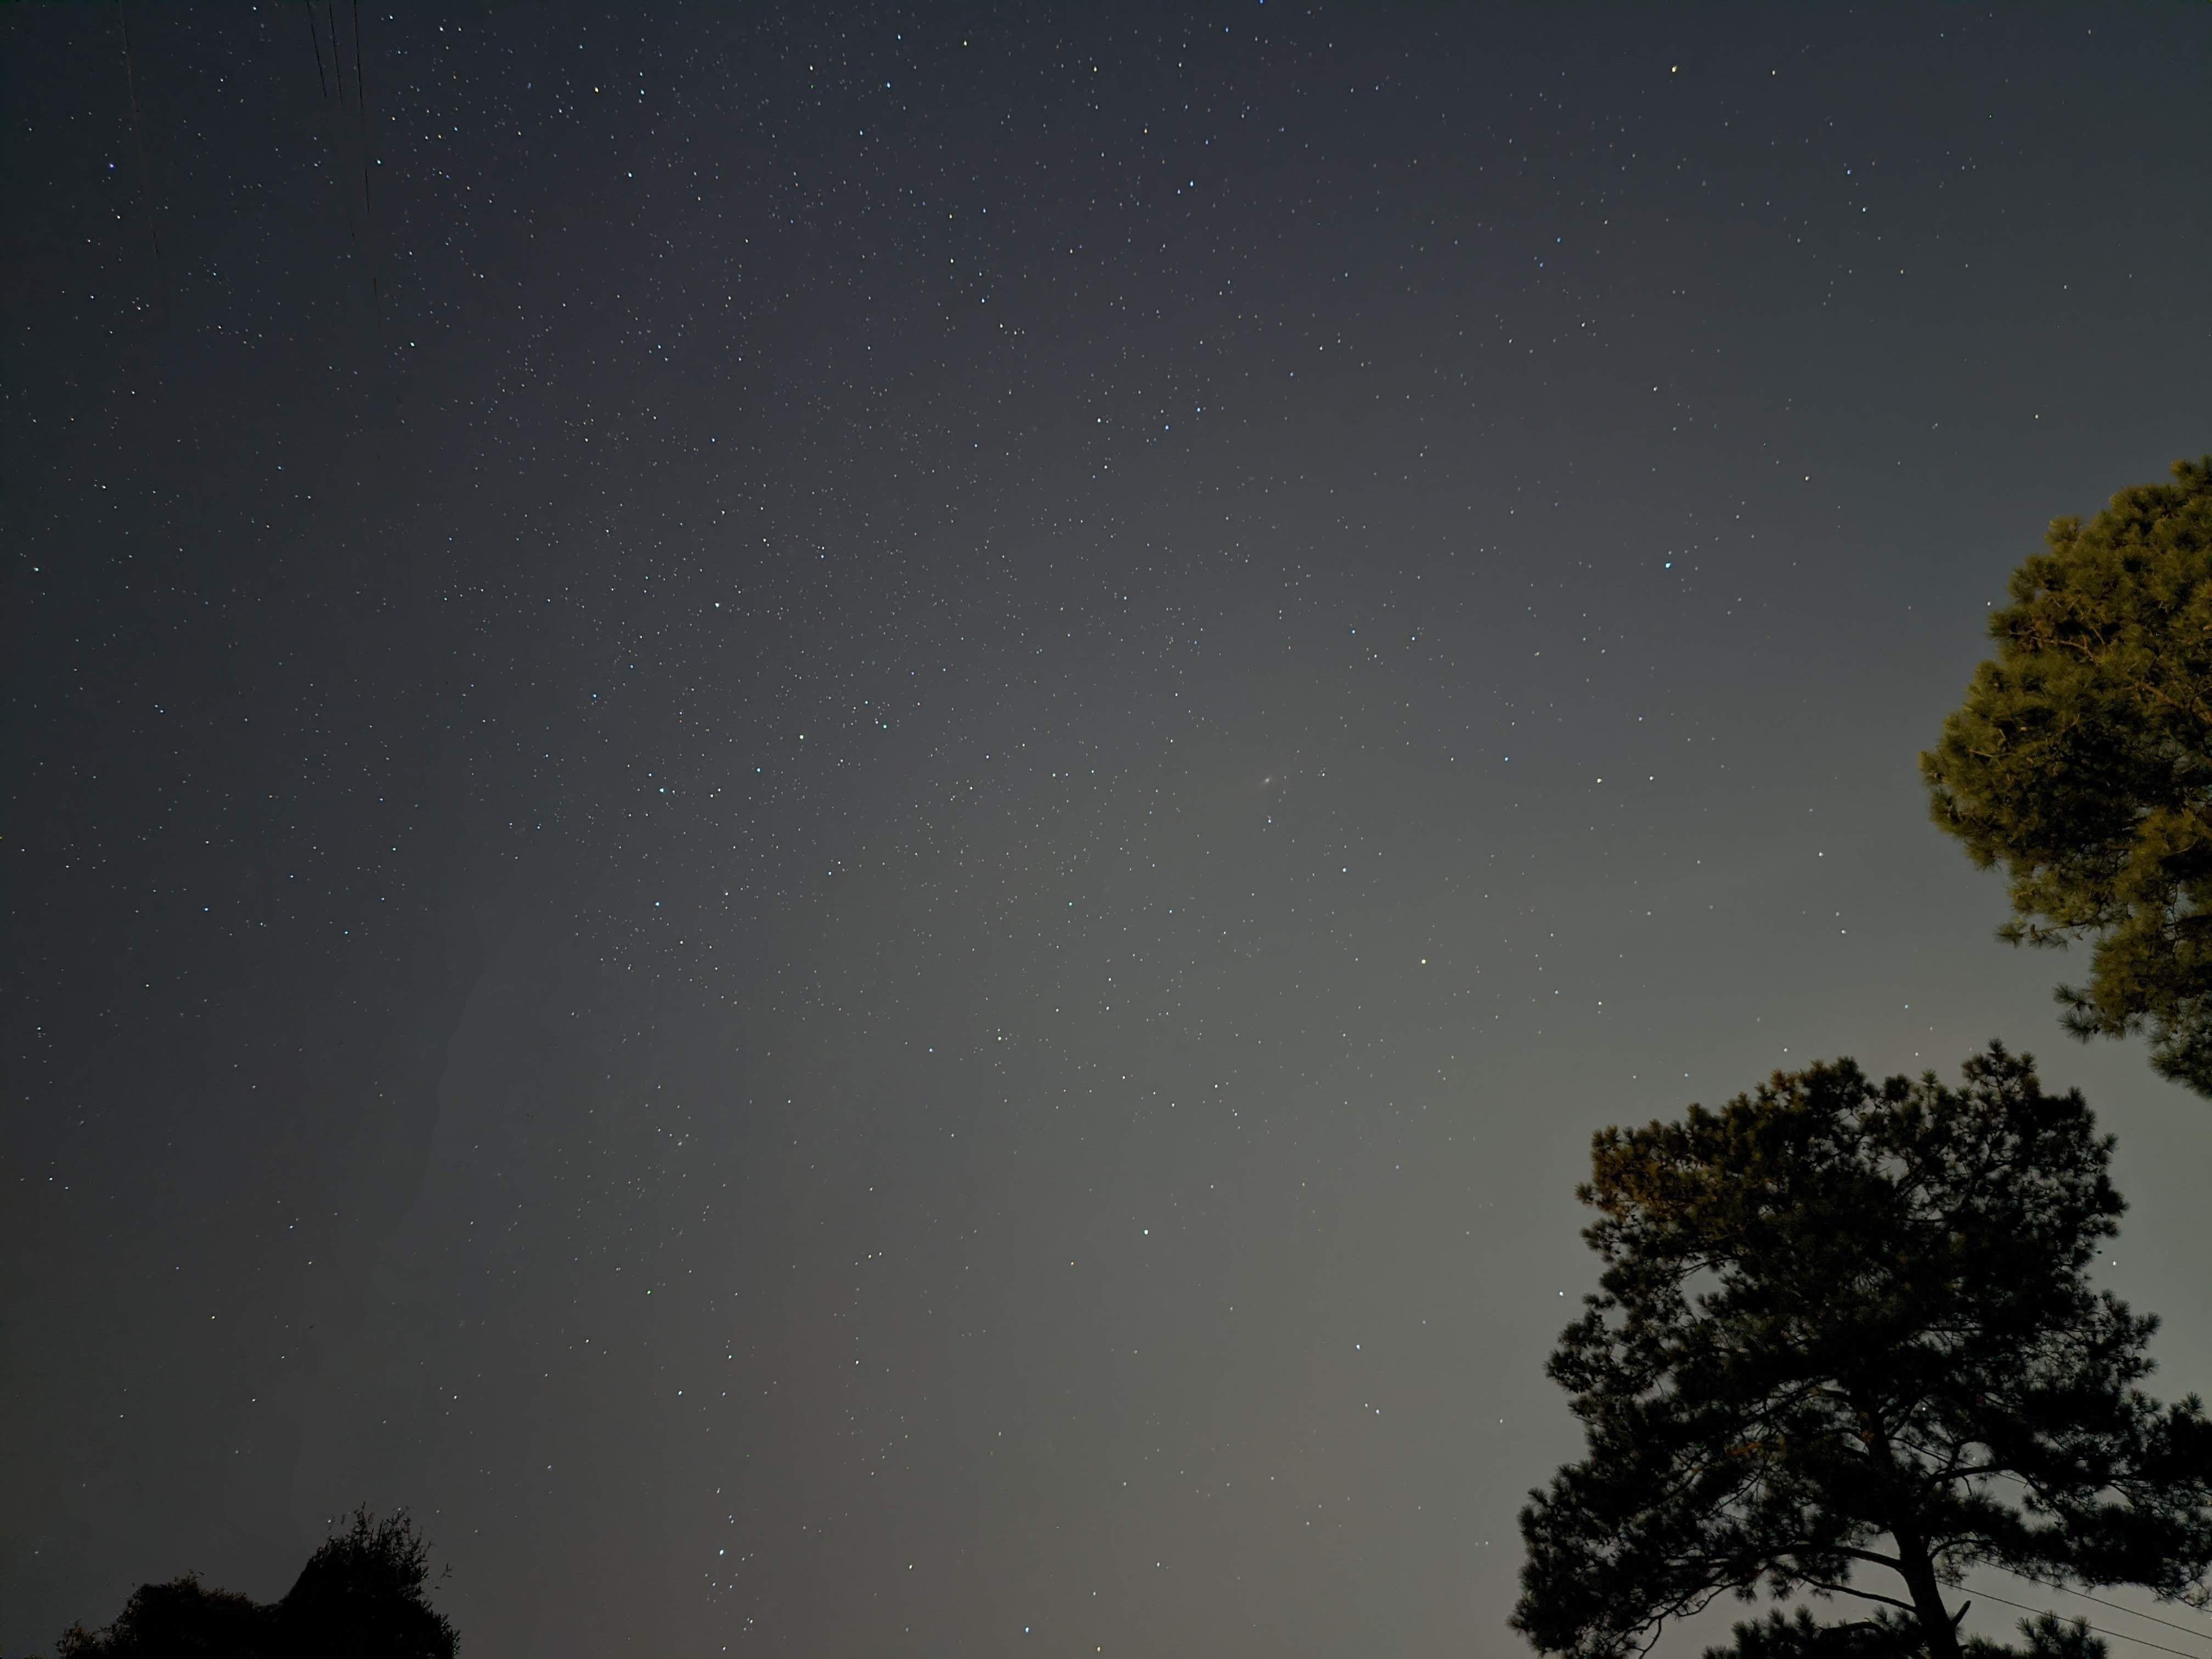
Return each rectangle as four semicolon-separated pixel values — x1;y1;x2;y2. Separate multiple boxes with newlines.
1512;1046;2212;1659
273;1506;456;1659
1923;458;2212;1094
52;1577;268;1659
54;1507;455;1659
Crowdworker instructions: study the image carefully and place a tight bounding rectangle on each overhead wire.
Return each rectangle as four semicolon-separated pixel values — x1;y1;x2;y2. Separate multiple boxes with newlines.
2005;1578;2212;1646
323;0;346;109
1883;1441;2212;1653
1963;1584;2212;1659
307;3;329;103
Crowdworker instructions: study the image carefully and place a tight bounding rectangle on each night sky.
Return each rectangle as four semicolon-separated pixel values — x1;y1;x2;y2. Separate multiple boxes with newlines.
6;5;2211;1656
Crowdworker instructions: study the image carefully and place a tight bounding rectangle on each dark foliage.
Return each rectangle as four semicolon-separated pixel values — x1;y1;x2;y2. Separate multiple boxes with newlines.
53;1508;456;1659
1702;1608;2107;1659
1513;1046;2212;1659
273;1507;457;1659
53;1577;267;1659
1923;458;2212;1093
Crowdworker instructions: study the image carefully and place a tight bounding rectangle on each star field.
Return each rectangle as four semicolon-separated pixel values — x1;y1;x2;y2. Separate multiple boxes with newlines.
5;5;2211;1656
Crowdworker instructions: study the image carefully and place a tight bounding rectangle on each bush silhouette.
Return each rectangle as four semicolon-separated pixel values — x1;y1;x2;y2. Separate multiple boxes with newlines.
272;1508;456;1659
54;1508;456;1659
53;1576;268;1659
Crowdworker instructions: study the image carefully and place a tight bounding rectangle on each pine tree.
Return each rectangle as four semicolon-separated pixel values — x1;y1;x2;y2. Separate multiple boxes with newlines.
1511;1046;2212;1659
1923;458;2212;1093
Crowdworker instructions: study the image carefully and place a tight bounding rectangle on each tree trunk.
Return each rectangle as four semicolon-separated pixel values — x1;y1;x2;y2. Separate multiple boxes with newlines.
1893;1525;1961;1659
1858;1409;1960;1659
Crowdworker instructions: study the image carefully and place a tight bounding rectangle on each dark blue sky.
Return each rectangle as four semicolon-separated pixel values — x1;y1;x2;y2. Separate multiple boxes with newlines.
5;4;2210;1655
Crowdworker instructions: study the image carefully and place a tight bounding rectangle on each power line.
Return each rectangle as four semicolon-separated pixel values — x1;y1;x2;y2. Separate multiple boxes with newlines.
1877;1444;2212;1652
323;0;346;109
2012;1579;2212;1646
1965;1584;2212;1659
307;3;330;102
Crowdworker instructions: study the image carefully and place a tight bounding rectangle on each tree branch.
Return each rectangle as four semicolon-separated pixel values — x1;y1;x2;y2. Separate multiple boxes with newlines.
1837;1546;1906;1572
1801;1578;1921;1616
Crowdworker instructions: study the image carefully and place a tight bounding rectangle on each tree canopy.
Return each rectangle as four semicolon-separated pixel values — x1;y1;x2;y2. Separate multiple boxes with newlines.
54;1508;456;1659
1922;458;2212;1093
1511;1046;2212;1659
